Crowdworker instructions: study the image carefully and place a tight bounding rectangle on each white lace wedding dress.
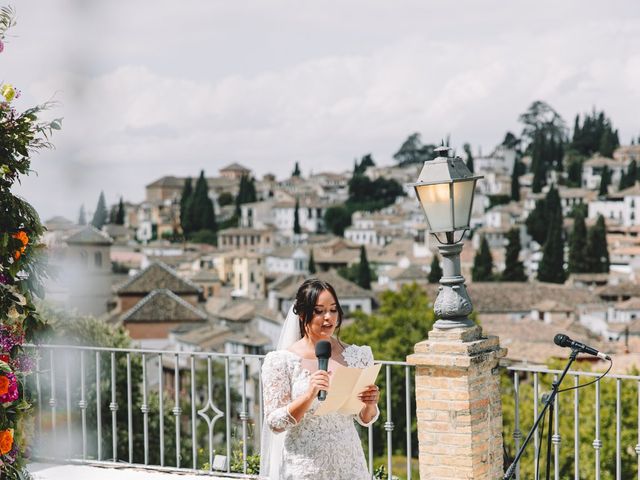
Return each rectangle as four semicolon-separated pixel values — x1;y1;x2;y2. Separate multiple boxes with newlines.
261;344;379;480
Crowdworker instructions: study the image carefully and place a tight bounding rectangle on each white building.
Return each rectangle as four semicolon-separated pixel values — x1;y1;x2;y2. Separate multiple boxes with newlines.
582;155;629;191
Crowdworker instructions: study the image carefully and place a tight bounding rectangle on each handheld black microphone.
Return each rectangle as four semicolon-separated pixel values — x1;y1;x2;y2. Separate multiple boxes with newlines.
554;334;611;361
315;340;331;401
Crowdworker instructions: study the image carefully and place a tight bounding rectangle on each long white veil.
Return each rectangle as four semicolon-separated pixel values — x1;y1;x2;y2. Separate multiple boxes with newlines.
259;304;301;479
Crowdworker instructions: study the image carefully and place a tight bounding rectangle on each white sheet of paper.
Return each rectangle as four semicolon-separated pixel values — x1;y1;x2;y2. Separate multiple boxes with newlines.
314;363;382;416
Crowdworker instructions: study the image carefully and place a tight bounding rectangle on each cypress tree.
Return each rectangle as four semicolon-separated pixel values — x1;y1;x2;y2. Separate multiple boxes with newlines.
115;197;125;225
525;198;548;245
472;236;494;281
293;199;301;234
537;210;566;283
180;177;193;234
428;255;443;283
91;191;108;229
292;162;301;177
308;249;316;274
108;204;118;224
585;215;609;273
598;166;611;196
502;229;526;281
357;245;372;290
510;161;521;201
78;205;86;225
464;143;474;173
568;210;589;273
189;170;217;243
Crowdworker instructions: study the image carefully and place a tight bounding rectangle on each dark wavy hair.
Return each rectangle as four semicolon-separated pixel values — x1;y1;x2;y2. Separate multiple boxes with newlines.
293;278;344;338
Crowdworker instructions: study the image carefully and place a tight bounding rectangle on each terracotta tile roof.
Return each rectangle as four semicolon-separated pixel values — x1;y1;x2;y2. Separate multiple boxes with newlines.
65;226;113;245
270;271;375;300
596;282;640;299
425;282;603;313
121;289;208;323
176;323;232;347
220;162;251;172
116;262;201;295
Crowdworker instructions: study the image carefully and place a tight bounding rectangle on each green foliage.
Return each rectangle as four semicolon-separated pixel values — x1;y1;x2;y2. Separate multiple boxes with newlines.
293;199;301;234
354;154;376;175
564;150;585;188
217;191;234;207
526;186;562;246
115;197;125;225
568;210;589;273
463;143;474;173
511;161;521;201
427;255;442;283
537;208;566;283
235;174;257;215
308;249;316;274
472;236;494;281
347;175;404;212
337;262;377;286
357;245;372;290
91;191;108;229
599;165;611;196
502;363;639;479
488;194;511;209
190;229;218;245
502;229;526;281
570;109;620;157
502;131;521;150
618;160;637;191
183;171;217;244
0;12;59;475
324;206;352;236
340;284;436;458
292;161;301;177
393;133;436;167
585;215;609;273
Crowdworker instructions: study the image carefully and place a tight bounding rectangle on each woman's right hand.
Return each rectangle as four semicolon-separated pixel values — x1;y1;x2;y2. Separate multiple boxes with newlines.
306;369;331;399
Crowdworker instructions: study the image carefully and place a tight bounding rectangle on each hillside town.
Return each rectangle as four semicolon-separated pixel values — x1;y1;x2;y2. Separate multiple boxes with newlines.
40;119;640;373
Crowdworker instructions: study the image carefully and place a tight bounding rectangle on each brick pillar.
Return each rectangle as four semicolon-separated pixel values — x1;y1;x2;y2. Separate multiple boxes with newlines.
407;325;506;480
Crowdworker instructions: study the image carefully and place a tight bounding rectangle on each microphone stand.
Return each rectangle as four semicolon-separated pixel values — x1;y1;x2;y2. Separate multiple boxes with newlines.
503;349;578;480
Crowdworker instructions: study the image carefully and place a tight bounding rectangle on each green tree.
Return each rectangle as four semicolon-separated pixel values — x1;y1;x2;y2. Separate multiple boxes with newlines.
115;197;125;225
564;151;584;188
78;204;87;225
463;143;474;173
340;284;436;458
428;255;442;283
393;133;436;166
324;206;351;236
526;198;548;245
585;214;609;273
91;191;108;229
510;161;521;201
619;160;637;191
357;245;372;290
293;199;301;234
292;161;301;177
501;229;526;281
537;209;566;283
188;171;217;244
472;236;494;281
598;165;611;196
568;210;589;273
308;249;316;274
217;191;234;207
501;131;520;150
235;174;257;219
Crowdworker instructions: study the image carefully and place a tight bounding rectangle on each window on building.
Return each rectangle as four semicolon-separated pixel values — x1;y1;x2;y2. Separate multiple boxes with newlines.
94;251;102;268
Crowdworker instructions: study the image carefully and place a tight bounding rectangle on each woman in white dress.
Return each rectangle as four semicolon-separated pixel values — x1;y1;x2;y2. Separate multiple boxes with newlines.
259;278;380;480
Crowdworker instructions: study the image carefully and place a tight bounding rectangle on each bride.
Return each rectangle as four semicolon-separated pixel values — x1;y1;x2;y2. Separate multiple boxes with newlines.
259;278;380;479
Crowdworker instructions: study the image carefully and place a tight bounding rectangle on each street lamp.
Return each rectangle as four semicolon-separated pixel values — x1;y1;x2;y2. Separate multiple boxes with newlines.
409;146;483;329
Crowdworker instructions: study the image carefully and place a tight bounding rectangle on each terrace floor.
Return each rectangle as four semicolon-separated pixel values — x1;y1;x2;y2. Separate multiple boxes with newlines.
28;463;237;480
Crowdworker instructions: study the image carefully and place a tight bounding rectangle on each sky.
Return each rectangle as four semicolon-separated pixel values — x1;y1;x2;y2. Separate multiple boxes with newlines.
4;0;640;221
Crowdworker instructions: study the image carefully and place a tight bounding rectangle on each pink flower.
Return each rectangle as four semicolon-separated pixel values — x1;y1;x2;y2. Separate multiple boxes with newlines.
0;372;18;404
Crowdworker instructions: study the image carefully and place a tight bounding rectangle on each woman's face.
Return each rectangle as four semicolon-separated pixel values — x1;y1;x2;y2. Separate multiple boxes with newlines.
304;289;339;341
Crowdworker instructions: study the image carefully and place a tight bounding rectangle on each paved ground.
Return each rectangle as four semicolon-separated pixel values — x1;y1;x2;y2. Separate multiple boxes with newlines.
28;463;242;480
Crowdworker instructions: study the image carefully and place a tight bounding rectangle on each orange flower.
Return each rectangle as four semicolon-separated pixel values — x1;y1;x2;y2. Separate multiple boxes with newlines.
0;429;13;455
0;376;8;396
12;231;28;246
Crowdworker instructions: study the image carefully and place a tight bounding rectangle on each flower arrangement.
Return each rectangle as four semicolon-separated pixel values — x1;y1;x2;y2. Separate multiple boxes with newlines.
1;5;60;478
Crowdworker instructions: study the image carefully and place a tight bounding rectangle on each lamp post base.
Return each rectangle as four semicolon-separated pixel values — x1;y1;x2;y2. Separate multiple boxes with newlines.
433;242;474;329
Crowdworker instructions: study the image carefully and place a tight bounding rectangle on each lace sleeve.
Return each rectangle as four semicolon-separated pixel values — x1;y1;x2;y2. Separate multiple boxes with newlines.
352;345;380;427
262;351;297;433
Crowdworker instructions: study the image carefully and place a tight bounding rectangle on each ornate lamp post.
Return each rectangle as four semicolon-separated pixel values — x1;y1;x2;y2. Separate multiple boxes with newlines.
409;146;482;329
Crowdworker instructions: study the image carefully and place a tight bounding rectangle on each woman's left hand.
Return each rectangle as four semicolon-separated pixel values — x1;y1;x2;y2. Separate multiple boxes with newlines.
358;384;380;405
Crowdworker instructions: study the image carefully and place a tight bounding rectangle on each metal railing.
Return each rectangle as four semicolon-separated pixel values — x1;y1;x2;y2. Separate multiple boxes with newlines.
505;365;640;480
26;344;416;480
